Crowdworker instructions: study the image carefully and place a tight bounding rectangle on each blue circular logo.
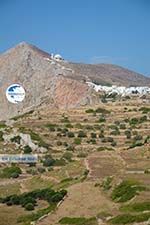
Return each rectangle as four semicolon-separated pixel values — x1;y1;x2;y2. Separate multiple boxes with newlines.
6;84;25;104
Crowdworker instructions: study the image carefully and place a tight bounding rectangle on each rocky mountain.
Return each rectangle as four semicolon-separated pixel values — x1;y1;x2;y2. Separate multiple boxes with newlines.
0;42;150;120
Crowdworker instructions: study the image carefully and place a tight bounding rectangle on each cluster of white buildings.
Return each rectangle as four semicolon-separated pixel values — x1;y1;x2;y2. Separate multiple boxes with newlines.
86;82;150;96
44;54;63;62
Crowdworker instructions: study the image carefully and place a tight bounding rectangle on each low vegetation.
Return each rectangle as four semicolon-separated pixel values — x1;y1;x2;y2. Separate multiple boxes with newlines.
111;180;146;202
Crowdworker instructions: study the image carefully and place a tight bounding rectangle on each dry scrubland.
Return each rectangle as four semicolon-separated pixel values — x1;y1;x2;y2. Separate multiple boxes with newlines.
0;97;150;225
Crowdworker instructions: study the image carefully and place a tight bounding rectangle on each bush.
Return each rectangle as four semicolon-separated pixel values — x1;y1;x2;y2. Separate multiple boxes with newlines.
98;116;106;123
85;109;94;113
0;131;4;141
11;172;20;178
65;123;73;128
0;166;22;178
120;124;126;129
75;123;83;129
110;130;120;136
99;133;104;138
129;141;143;149
85;125;94;130
109;212;150;224
139;107;150;114
67;132;75;138
78;130;87;138
59;217;97;225
43;156;55;167
95;107;110;114
77;152;87;158
111;141;117;147
62;152;73;161
90;133;97;138
120;202;150;212
97;146;114;151
74;138;81;145
87;139;96;144
54;158;66;166
111;180;146;202
107;137;114;142
133;135;143;141
25;203;35;211
10;135;21;144
124;130;131;139
66;145;75;151
23;145;32;153
101;176;113;190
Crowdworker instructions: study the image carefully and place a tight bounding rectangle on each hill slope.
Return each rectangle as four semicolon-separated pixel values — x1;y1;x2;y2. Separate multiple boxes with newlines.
0;42;150;120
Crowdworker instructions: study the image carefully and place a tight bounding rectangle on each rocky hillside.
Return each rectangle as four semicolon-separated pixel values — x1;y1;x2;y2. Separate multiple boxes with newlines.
68;63;150;87
0;42;150;120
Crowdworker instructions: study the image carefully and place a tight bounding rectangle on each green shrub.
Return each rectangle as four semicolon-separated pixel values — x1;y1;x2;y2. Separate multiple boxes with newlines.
30;131;49;149
0;122;6;129
66;145;75;151
110;130;120;136
124;130;131;139
85;125;94;130
0;166;22;178
10;135;21;144
54;158;66;166
78;130;87;138
85;109;94;113
139;107;150;114
98;116;106;123
101;176;113;190
111;141;117;147
0;131;4;141
129;141;143;149
74;138;81;145
65;123;73;128
87;139;96;144
25;203;35;211
120;124;126;129
111;180;146;202
109;212;150;224
97;146;114;151
67;132;75;138
75;123;83;129
91;132;97;138
59;217;97;225
62;152;73;161
95;108;110;114
23;145;32;153
120;202;150;212
133;134;143;141
77;152;87;158
43;156;55;167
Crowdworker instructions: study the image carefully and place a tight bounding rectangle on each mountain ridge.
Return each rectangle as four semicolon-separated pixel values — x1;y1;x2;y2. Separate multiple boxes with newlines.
0;42;150;120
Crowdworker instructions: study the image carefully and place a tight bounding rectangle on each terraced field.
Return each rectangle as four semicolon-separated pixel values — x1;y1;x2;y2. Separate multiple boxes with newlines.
0;97;149;225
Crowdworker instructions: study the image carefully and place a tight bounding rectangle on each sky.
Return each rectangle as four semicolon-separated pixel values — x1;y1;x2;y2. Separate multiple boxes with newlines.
0;0;150;76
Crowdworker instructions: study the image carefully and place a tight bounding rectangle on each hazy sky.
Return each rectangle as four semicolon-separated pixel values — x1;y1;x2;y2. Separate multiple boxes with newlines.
0;0;150;76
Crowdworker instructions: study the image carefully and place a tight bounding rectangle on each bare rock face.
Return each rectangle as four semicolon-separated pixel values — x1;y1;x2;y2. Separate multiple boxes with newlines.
0;42;150;120
0;42;92;120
